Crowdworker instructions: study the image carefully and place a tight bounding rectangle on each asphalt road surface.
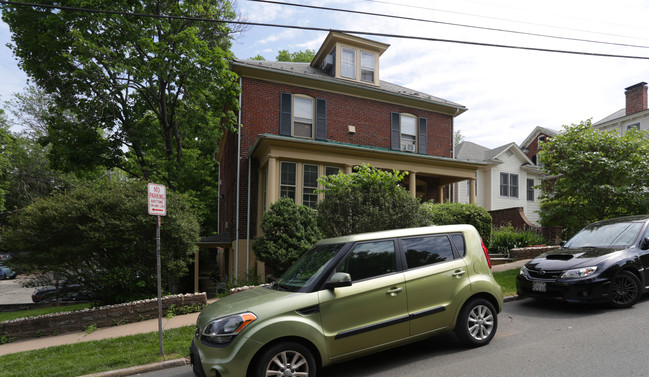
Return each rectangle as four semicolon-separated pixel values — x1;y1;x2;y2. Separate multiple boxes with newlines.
0;275;34;304
140;296;649;377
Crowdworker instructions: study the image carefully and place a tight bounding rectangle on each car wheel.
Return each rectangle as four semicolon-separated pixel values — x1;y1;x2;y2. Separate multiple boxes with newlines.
609;270;641;309
254;341;316;377
455;298;498;347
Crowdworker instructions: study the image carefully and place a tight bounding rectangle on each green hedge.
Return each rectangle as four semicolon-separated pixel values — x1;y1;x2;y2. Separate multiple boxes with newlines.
420;202;492;244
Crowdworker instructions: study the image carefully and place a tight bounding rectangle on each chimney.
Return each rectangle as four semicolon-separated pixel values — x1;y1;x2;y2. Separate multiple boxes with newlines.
625;82;648;115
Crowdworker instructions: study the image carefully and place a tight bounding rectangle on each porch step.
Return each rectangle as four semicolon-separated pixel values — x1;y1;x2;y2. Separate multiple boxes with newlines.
489;253;513;265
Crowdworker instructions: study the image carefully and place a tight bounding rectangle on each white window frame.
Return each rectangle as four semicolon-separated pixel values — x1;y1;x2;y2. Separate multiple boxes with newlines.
500;172;519;198
302;164;319;209
360;51;375;83
400;113;417;153
280;162;297;201
526;178;534;202
341;47;356;79
292;95;314;139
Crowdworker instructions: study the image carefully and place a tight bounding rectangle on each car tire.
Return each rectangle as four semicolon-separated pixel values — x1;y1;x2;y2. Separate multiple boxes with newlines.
609;270;642;309
455;298;498;347
254;341;316;377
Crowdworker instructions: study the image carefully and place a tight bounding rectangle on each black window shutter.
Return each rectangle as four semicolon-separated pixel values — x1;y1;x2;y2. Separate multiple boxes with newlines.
390;112;401;151
280;92;292;136
418;117;427;154
315;98;327;140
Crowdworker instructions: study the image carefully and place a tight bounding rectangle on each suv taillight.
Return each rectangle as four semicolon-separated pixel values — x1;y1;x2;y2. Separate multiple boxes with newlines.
480;238;492;269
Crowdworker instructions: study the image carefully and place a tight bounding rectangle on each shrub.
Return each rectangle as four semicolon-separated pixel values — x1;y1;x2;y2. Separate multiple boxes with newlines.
490;225;546;254
316;165;426;237
253;198;322;276
420;202;492;244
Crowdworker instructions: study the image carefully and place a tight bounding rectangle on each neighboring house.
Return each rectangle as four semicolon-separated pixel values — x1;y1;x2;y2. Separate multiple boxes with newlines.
454;140;544;227
593;82;649;133
198;31;485;283
519;126;557;168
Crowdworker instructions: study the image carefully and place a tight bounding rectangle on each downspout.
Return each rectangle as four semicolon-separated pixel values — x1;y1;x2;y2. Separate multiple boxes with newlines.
235;77;242;280
246;154;251;278
451;107;461;202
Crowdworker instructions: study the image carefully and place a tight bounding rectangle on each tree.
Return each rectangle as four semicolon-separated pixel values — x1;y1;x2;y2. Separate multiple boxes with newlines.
253;198;321;277
454;130;465;147
538;119;649;237
0;108;12;211
276;49;316;62
0;1;241;232
249;54;265;61
316;165;426;237
1;178;200;305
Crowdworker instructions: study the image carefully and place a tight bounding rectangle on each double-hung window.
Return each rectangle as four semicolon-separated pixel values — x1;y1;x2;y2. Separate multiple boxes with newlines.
500;172;519;198
391;112;427;154
303;164;319;208
280;162;297;201
341;47;356;79
360;51;375;83
293;96;314;138
280;93;327;140
526;178;535;201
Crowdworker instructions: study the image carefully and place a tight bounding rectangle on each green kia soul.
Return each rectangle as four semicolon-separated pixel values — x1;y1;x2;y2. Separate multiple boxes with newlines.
190;225;503;377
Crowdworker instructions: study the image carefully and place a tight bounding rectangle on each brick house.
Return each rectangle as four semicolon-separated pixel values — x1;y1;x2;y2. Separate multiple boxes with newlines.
197;32;484;285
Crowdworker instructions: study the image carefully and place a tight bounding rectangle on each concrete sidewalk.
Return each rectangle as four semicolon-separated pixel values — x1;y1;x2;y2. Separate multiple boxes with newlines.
0;260;528;375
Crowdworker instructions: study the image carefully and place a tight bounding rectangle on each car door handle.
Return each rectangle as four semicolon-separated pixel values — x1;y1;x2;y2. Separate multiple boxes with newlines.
386;287;403;296
452;270;466;278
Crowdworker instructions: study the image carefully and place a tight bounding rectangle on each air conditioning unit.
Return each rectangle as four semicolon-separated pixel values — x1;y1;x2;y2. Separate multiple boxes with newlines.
402;143;416;152
321;55;334;73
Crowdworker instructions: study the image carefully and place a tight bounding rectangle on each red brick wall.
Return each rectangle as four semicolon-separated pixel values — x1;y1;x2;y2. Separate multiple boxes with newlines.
222;77;456;238
625;82;648;116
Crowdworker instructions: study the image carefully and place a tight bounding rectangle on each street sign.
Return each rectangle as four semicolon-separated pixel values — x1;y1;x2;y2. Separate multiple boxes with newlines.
148;183;166;216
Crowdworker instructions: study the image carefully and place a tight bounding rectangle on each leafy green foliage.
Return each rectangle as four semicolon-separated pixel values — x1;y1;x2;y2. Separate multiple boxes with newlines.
1;178;200;305
489;225;546;254
253;198;321;276
420;202;492;244
0;109;13;211
0;1;240;232
276;49;316;62
539;120;649;237
316;165;426;237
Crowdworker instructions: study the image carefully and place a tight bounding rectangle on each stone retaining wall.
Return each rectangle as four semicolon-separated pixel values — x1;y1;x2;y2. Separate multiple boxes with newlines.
509;245;560;260
0;293;207;342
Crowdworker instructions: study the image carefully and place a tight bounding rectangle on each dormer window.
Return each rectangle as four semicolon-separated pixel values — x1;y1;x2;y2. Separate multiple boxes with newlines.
311;32;389;87
361;52;375;82
341;47;356;79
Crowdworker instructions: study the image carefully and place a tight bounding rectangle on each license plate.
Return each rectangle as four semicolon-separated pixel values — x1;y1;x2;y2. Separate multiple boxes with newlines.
532;282;546;292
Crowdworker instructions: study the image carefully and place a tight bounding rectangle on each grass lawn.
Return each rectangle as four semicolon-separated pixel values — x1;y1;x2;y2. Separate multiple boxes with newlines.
493;269;519;297
0;326;195;377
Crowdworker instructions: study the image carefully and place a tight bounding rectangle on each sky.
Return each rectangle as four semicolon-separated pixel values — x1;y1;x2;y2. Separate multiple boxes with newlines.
3;0;649;148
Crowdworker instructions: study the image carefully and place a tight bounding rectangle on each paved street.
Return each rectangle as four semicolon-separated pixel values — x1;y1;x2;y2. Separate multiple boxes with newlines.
139;296;649;377
0;275;34;305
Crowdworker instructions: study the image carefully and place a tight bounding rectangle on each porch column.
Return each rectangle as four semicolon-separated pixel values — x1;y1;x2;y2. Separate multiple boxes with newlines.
469;178;477;204
344;164;353;174
267;155;278;205
437;186;444;203
409;171;417;198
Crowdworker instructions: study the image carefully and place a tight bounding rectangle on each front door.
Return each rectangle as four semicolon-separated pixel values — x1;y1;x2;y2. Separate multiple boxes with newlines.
318;240;408;359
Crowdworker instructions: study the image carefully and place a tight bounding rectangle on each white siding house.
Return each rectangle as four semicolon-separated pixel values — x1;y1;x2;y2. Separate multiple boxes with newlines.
455;141;543;226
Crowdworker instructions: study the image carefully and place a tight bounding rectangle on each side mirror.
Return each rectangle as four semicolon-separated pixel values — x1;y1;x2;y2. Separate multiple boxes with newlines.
324;272;352;289
559;241;567;247
641;237;649;250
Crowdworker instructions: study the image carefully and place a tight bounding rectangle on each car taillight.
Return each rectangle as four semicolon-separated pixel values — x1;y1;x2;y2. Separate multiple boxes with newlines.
480;238;492;269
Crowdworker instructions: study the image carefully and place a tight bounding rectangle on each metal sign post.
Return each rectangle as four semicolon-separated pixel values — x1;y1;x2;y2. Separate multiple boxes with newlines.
148;183;166;357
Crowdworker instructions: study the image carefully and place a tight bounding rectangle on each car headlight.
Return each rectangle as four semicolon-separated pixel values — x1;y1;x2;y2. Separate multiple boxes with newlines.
560;266;598;279
201;312;257;344
519;266;528;276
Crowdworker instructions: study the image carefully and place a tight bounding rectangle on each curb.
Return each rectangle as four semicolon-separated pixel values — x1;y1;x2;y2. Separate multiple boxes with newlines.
79;357;190;377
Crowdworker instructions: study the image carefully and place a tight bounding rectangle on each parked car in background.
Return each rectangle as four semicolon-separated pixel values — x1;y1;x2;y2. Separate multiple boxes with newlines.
32;283;94;303
0;266;17;280
191;225;503;377
517;215;649;308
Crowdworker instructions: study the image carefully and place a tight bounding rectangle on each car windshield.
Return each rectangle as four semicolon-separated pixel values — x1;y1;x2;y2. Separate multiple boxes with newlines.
273;243;345;292
564;221;644;249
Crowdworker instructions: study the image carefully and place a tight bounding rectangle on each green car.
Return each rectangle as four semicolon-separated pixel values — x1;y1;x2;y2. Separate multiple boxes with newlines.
190;225;503;377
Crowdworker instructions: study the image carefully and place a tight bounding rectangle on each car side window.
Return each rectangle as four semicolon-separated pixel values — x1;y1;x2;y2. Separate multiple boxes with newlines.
402;235;454;269
449;233;466;257
336;240;396;281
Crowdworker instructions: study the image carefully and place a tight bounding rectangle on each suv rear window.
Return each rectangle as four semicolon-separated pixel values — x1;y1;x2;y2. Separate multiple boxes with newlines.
402;235;454;269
